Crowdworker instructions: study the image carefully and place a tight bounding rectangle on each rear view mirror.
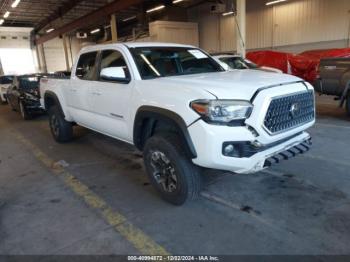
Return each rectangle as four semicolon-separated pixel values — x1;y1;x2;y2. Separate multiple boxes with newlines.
100;67;130;83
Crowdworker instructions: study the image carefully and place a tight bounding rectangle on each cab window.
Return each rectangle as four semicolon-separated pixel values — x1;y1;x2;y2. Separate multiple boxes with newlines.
76;52;98;80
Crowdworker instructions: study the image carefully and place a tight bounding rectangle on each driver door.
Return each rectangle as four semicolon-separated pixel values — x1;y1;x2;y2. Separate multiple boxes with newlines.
89;49;133;142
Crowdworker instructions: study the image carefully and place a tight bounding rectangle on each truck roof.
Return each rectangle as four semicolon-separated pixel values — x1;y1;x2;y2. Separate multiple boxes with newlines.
125;42;195;48
81;42;196;52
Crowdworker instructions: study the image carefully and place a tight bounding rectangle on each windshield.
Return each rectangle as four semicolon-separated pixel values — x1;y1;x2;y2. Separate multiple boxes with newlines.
219;57;258;70
19;76;40;90
130;47;223;79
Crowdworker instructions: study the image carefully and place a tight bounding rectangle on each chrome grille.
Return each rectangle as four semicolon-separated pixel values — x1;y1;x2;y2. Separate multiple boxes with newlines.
264;91;315;135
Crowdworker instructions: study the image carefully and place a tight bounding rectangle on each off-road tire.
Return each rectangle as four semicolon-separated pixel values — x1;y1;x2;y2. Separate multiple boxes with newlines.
48;105;73;143
19;101;31;120
143;132;202;205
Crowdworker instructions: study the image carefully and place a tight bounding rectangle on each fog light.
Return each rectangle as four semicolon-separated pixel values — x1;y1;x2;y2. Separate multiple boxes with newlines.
222;143;241;157
223;141;262;158
224;144;234;155
251;140;263;148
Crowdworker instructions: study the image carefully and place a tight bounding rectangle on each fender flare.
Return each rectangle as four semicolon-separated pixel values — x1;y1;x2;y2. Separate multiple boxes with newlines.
133;106;197;158
44;91;66;117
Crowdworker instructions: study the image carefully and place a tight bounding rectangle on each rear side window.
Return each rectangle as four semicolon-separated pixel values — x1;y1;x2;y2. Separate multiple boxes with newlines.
76;52;98;80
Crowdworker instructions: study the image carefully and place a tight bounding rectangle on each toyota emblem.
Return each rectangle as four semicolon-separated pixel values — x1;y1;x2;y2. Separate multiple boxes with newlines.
290;103;299;118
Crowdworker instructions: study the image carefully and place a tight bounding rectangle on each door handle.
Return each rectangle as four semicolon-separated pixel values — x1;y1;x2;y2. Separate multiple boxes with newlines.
71;89;77;92
92;92;102;96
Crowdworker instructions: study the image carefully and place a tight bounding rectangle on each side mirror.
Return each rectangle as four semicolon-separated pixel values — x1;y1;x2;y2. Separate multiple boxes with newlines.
216;60;230;71
220;62;230;71
76;67;85;78
100;67;130;83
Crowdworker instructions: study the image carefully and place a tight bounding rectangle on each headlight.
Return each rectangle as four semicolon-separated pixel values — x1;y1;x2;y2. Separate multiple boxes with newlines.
190;100;253;124
25;93;38;100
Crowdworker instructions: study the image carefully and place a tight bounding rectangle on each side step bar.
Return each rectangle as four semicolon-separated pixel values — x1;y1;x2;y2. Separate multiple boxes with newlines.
264;138;312;167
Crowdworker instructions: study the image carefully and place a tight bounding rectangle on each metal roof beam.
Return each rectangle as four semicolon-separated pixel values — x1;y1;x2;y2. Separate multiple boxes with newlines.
35;0;144;45
35;0;85;33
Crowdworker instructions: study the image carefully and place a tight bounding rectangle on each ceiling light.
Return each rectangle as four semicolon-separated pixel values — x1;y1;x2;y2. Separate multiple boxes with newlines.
146;5;165;13
3;11;10;18
11;0;21;8
173;0;184;3
90;28;101;34
266;0;287;6
123;15;137;22
0;19;4;25
46;28;54;33
222;11;234;16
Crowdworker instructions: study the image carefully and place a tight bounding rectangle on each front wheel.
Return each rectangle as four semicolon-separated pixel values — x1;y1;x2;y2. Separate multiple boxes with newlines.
346;94;350;117
143;133;202;205
19;101;31;120
0;95;7;105
48;106;73;143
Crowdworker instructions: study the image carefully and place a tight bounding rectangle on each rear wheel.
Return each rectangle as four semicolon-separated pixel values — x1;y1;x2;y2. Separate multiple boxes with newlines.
143;133;202;205
19;101;31;120
48;106;73;143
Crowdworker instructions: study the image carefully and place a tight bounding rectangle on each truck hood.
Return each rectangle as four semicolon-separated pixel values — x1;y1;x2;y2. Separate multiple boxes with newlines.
153;70;303;100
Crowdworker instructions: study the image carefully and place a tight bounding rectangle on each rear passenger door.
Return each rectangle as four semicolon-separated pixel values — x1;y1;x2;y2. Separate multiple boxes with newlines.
89;49;134;142
68;51;98;127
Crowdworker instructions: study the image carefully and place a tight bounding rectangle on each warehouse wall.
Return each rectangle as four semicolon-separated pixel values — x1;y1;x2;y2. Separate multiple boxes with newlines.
149;21;199;46
39;36;83;73
188;3;236;52
43;37;66;72
0;27;36;74
0;27;31;49
189;0;350;53
249;0;350;51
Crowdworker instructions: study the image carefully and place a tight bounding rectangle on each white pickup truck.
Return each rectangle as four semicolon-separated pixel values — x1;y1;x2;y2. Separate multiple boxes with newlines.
40;42;315;205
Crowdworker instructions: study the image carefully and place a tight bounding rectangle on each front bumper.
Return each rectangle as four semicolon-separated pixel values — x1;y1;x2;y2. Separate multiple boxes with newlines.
188;120;312;174
264;138;312;168
24;99;45;113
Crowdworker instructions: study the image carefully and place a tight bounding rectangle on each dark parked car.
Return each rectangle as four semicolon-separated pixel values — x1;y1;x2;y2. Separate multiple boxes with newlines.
314;57;350;115
7;74;45;120
54;71;71;78
211;53;283;73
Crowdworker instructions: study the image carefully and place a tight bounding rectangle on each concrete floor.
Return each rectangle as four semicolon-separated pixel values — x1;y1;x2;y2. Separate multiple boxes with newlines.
0;95;350;255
